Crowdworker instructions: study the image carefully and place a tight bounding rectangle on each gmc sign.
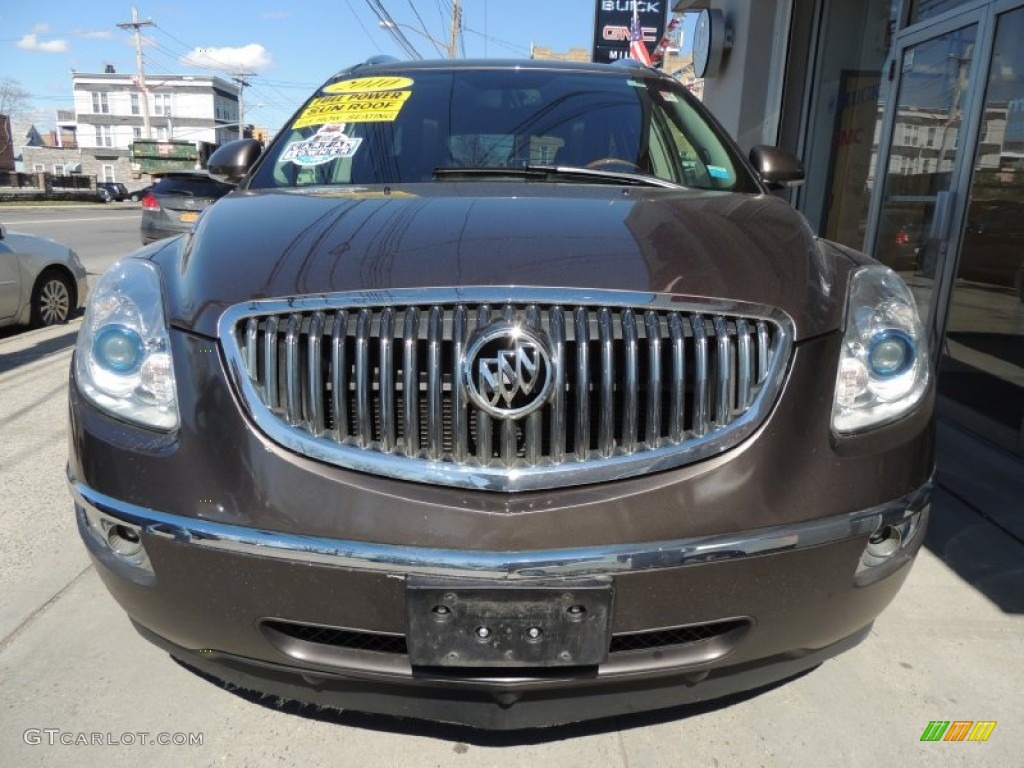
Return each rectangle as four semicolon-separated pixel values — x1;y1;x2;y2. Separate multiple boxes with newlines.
592;0;666;64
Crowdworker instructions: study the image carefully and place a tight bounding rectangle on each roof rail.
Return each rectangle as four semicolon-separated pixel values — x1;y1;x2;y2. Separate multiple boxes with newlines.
331;54;402;79
361;55;401;67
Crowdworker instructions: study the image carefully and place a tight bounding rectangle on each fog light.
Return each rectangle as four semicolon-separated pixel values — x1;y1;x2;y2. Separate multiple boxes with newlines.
106;523;143;558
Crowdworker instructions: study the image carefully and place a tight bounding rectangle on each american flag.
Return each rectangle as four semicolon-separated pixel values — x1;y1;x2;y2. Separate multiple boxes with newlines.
629;17;653;67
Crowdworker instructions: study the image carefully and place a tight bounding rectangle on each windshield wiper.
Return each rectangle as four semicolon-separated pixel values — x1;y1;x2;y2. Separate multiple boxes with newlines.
432;165;684;189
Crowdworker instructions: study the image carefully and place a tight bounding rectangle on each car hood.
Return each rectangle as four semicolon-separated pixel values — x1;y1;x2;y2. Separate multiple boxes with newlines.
156;184;850;340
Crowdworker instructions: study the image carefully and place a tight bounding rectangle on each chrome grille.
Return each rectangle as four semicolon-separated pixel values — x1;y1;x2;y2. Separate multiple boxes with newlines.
219;289;792;491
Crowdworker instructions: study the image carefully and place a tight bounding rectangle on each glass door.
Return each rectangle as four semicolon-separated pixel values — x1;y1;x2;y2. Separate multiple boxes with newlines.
940;2;1024;454
868;12;983;338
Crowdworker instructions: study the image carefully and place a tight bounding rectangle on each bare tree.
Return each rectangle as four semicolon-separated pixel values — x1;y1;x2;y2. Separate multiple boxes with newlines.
0;78;32;156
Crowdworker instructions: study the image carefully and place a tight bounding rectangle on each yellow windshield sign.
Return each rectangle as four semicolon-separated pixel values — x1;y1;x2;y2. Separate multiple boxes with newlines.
294;90;412;128
322;76;414;94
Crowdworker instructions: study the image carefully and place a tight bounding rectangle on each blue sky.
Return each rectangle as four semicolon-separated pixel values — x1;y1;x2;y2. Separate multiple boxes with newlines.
2;1;694;134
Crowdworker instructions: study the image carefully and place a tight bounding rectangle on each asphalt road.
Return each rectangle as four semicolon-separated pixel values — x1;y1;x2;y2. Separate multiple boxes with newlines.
1;203;144;292
0;207;1020;766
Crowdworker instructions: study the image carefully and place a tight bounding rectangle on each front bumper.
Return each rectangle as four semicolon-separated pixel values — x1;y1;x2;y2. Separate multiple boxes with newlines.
72;476;931;729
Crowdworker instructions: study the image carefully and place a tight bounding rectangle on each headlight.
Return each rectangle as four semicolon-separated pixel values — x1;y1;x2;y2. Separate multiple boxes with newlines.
74;259;178;430
832;266;929;433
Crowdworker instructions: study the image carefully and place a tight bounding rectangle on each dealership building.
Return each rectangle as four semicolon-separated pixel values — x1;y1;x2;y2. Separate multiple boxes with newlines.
679;0;1024;455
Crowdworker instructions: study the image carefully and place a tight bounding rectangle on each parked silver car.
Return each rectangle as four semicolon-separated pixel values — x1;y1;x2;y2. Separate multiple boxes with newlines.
0;224;89;328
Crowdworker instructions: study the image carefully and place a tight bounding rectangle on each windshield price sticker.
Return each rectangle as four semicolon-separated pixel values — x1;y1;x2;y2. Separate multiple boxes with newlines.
281;124;362;166
294;90;412;127
322;76;414;94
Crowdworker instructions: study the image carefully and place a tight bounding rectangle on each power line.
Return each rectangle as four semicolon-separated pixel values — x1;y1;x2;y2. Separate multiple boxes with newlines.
364;0;423;59
406;0;447;58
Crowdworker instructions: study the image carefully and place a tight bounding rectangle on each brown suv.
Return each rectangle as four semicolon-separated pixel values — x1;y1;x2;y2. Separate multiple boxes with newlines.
68;58;935;730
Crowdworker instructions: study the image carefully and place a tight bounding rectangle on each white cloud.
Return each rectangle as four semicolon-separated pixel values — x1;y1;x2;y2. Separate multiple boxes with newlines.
16;34;69;53
180;43;272;73
31;22;51;34
73;29;114;39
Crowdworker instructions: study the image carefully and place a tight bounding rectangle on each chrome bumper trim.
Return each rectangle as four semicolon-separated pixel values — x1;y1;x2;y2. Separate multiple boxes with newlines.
69;476;932;580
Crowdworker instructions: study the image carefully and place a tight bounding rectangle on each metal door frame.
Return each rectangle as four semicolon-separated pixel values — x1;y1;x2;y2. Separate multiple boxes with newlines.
863;4;995;352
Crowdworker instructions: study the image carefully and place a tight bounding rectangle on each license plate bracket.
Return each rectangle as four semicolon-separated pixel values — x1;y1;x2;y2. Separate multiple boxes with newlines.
405;579;613;667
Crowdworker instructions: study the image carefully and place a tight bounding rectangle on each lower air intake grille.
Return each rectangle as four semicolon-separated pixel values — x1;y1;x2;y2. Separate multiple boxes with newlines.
262;618;748;657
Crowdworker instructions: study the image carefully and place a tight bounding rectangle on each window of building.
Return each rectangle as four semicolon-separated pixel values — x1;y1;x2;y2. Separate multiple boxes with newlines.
52;164;65;175
33;163;45;172
153;93;172;116
131;93;140;115
102;164;115;182
797;0;901;251
95;125;113;147
92;92;109;114
908;0;965;27
133;126;142;139
156;126;170;140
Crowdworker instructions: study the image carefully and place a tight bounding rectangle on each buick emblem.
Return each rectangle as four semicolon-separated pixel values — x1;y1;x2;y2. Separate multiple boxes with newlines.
462;323;555;420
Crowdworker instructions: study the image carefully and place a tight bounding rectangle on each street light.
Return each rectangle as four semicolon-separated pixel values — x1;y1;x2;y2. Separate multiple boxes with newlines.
378;20;450;58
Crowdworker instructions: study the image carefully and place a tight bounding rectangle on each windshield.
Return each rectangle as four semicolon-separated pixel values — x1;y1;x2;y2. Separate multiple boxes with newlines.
250;67;759;193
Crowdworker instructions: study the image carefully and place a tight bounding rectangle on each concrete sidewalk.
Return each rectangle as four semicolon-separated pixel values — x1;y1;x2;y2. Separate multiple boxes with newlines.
928;418;1024;613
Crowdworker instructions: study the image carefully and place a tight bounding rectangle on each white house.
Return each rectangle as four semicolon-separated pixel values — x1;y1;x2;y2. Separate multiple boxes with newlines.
67;69;241;150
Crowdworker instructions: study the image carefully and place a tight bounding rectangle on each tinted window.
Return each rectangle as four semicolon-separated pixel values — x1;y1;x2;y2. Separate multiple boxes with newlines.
153;177;233;197
251;68;758;192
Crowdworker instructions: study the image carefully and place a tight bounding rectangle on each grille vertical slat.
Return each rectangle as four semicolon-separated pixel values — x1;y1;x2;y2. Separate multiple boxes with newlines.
714;315;732;427
284;314;301;425
549;307;566;463
692;314;709;436
244;318;258;381
427;306;443;460
500;304;518;463
524;305;542;466
737;319;752;410
598;308;615;458
475;306;492;461
307;312;325;436
379;308;396;452
402;308;419;455
622;309;639;454
228;293;790;491
645;310;662;447
355;309;372;448
574;307;590;459
263;316;279;410
757;320;770;384
331;312;348;440
452;306;469;462
668;313;686;443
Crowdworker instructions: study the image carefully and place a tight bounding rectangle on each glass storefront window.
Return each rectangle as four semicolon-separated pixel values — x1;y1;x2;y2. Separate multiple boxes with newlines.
940;6;1024;451
798;0;901;251
872;24;978;329
908;0;970;26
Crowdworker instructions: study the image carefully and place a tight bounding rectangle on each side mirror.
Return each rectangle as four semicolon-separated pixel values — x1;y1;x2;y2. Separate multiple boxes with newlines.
749;145;805;188
208;139;263;184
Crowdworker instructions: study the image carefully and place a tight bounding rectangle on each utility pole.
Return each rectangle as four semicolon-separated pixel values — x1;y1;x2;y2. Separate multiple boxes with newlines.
448;0;462;59
231;74;255;140
117;6;154;139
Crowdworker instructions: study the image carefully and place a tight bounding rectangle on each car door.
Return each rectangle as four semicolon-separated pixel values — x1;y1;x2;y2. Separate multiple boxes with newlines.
0;233;24;320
